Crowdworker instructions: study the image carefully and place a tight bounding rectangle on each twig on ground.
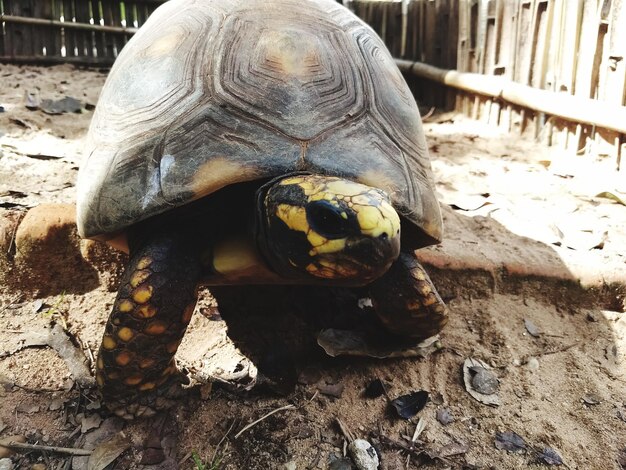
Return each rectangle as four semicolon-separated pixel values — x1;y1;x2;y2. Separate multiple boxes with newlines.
210;418;236;464
335;417;355;443
234;404;295;439
1;441;91;456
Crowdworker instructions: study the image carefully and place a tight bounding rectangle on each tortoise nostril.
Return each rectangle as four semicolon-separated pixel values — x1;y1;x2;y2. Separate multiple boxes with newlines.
379;232;388;240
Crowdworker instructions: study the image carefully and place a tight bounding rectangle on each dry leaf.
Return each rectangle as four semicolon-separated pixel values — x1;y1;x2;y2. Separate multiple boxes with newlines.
463;358;500;406
87;432;130;470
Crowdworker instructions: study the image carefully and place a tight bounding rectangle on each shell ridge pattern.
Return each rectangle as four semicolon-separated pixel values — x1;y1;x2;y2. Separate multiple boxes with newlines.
214;1;365;140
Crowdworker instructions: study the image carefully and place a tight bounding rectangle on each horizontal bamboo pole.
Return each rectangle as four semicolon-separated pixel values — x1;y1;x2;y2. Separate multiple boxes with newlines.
0;14;138;35
396;59;626;135
0;55;116;66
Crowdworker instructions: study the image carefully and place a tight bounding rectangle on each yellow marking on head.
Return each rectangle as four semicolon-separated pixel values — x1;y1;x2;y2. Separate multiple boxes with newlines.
115;351;133;366
102;336;117;350
144;321;167;335
124;375;143;386
97;357;104;370
306;230;327;248
138;358;156;369
132;285;153;304
136;304;157;319
279;176;305;186
166;339;182;354
139;382;156;391
182;305;194;324
130;270;151;288
118;299;134;313
325;179;369;197
96;373;104;387
276;204;309;233
309;237;346;256
341;212;347;219
355;203;400;239
117;327;135;342
137;257;153;270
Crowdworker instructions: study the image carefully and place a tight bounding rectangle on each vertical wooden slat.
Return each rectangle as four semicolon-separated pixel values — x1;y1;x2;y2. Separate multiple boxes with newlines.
91;0;107;58
61;0;76;57
0;0;7;56
74;0;92;58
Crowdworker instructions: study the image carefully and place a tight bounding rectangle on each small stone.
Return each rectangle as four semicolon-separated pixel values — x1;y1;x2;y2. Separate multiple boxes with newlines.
582;394;600;406
436;408;454;425
526;357;540;371
586;313;598;322
471;367;499;395
0;458;13;470
298;367;322;385
318;383;344;398
281;462;297;470
348;439;379;470
329;455;353;470
31;464;46;470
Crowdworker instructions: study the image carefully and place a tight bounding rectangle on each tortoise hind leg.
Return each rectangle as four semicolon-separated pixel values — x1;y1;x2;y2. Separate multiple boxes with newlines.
95;230;201;419
369;251;447;341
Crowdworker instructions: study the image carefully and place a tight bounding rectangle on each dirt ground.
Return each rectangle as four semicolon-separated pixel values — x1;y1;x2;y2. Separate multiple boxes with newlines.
0;64;625;470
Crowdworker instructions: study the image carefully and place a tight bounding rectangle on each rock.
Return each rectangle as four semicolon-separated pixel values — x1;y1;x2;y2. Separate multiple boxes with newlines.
348;439;379;470
31;464;46;470
0;458;13;470
15;203;77;255
281;462;297;470
10;203;99;295
526;357;540;371
79;239;127;291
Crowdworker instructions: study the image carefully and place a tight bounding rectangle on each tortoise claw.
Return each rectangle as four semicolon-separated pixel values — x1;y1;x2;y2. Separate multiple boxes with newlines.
105;370;190;420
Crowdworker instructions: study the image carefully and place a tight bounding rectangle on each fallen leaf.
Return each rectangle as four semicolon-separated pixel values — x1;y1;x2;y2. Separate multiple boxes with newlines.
317;328;440;358
463;358;500;406
81;414;102;434
524;319;541;337
438;439;469;457
87;431;130;470
390;390;429;419
596;191;626;206
495;431;526;453
0;324;92;386
537;447;563;465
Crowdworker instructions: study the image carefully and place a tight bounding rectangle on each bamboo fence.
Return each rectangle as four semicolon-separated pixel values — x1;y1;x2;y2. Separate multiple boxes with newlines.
0;0;164;65
352;0;626;164
1;0;624;162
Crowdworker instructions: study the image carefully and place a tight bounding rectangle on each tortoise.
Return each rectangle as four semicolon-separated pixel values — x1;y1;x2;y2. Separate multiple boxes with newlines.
76;0;447;418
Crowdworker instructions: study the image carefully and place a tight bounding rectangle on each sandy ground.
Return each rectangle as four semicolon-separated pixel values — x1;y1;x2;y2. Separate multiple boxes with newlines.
0;64;625;470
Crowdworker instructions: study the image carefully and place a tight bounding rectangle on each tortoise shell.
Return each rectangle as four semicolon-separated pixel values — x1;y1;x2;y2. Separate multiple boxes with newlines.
76;0;442;249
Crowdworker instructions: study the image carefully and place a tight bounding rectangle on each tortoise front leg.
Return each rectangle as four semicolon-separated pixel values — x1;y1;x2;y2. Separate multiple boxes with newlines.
95;231;201;419
369;251;447;341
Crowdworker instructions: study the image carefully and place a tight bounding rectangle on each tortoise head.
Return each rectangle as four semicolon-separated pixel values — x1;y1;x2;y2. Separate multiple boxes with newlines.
255;174;401;284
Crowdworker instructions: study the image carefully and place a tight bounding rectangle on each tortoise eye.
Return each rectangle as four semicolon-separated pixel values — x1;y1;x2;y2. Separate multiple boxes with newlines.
306;200;349;239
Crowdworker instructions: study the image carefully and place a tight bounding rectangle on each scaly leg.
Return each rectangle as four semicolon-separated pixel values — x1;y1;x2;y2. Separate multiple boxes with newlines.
369;251;447;341
95;231;201;419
